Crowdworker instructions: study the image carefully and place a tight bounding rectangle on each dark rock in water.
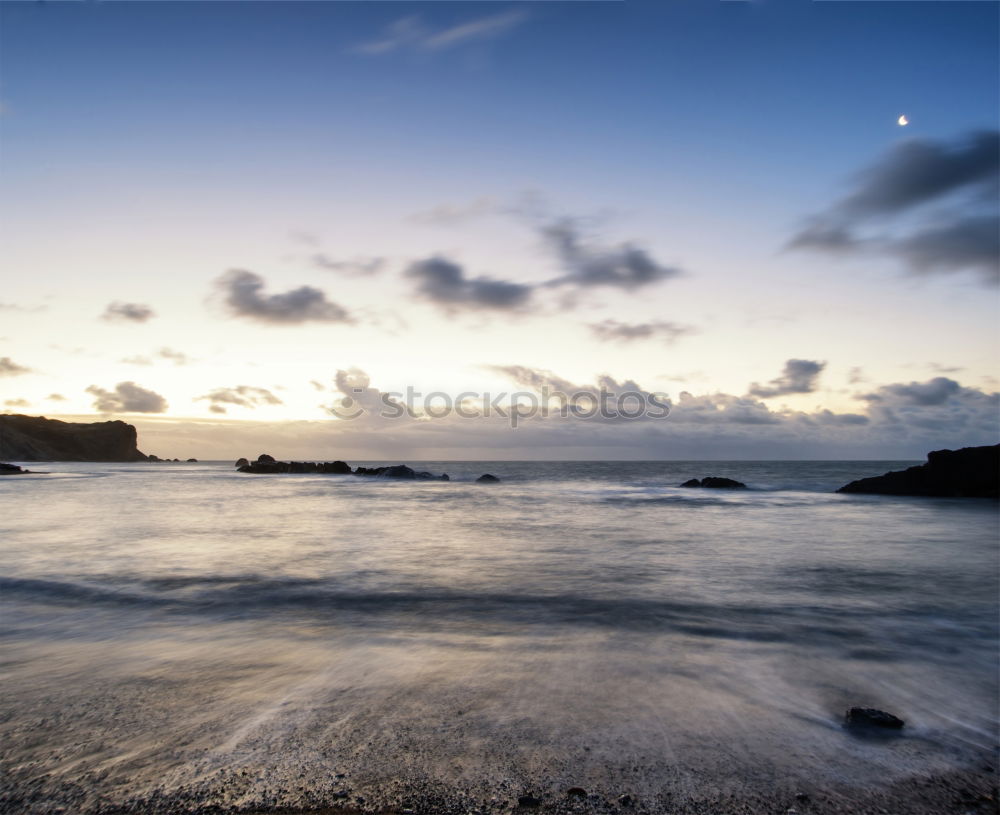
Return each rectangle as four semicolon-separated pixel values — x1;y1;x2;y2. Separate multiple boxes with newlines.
0;414;148;462
702;476;746;489
618;794;635;808
476;473;500;483
566;787;587;799
517;794;542;808
354;464;448;480
1;461;27;475
235;457;448;479
186;458;197;463
845;707;905;729
682;476;746;489
147;454;161;462
837;444;999;498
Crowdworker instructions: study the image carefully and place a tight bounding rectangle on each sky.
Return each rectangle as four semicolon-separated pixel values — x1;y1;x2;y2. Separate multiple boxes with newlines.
1;0;998;460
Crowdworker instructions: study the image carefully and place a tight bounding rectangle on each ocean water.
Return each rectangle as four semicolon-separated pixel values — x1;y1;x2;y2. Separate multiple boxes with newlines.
0;460;997;813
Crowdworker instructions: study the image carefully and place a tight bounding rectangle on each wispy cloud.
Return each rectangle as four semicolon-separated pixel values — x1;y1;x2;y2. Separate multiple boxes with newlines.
311;254;387;277
354;9;528;56
196;385;283;415
589;319;696;345
789;130;1000;286
0;357;32;377
101;301;156;323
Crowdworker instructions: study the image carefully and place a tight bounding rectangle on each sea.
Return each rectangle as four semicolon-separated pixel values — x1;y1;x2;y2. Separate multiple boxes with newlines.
1;460;997;813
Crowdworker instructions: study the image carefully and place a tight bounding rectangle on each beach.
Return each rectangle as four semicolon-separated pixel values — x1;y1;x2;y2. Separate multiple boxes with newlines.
1;461;997;814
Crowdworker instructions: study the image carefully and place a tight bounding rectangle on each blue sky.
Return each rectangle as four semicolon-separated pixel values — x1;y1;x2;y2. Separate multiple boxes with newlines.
1;0;997;459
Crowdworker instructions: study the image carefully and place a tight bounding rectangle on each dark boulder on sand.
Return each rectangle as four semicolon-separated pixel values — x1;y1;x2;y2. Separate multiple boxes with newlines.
837;444;999;498
681;476;746;489
845;707;905;729
476;473;500;483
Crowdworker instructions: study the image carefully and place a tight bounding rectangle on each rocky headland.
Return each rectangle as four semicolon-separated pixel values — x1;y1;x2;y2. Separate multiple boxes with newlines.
837;444;999;498
0;414;148;462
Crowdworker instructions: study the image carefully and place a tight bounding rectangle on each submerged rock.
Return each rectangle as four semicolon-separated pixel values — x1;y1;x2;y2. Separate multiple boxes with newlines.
681;476;746;489
566;787;587;799
517;794;542;808
476;473;501;483
844;707;905;729
837;444;999;498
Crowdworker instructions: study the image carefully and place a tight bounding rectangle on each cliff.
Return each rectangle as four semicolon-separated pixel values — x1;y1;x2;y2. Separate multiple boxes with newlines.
0;414;148;462
837;444;999;498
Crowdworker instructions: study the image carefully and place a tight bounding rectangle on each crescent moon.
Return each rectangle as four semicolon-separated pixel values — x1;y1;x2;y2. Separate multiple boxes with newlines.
898;115;909;126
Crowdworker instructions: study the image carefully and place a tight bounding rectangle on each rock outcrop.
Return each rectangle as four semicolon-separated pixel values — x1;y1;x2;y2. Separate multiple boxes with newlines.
235;455;450;480
1;462;28;475
680;477;747;489
0;414;147;462
354;464;448;480
837;444;999;498
237;454;353;475
476;473;500;483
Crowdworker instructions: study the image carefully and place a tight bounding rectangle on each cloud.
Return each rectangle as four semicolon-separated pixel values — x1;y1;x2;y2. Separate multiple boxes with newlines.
310;380;327;392
4;398;29;408
214;269;353;324
121;348;192;366
541;218;683;291
122;372;998;461
589;319;696;345
0;357;31;377
325;368;415;423
158;347;191;365
748;359;825;398
196;386;283;414
48;393;67;401
410;197;498;225
311;255;387;277
0;302;47;313
101;302;156;322
86;382;168;414
354;9;527;55
861;376;961;407
406;256;534;312
789;130;1000;285
857;376;999;433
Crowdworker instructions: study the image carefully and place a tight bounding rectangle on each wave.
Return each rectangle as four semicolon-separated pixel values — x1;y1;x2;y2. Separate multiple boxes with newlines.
2;574;995;656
